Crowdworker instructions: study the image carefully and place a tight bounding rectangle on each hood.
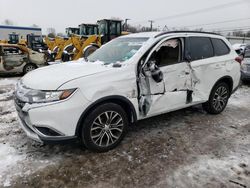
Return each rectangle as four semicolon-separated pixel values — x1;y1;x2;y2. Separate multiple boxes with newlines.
22;61;112;90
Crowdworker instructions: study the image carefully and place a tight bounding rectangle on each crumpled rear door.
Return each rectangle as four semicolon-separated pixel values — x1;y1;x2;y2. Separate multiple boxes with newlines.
1;47;28;72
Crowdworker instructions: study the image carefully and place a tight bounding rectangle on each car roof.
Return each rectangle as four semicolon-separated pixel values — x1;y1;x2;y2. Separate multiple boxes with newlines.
120;31;222;39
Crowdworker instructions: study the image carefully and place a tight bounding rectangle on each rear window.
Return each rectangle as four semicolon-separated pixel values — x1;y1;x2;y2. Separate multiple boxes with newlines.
3;47;23;55
211;38;230;56
188;37;214;61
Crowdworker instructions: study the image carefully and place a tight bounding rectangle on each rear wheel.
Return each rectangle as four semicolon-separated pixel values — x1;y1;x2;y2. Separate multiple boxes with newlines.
202;82;230;114
81;103;128;152
23;64;37;74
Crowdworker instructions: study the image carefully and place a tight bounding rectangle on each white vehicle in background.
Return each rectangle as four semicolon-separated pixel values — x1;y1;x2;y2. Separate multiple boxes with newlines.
14;31;241;152
233;43;246;55
241;44;250;82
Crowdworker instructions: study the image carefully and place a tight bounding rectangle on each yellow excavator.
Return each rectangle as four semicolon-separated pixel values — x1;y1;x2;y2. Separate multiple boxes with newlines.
0;33;26;45
44;36;67;61
61;19;128;62
0;33;48;52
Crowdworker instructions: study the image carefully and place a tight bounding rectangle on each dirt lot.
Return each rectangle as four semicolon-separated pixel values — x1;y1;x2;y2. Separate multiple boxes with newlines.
0;77;250;188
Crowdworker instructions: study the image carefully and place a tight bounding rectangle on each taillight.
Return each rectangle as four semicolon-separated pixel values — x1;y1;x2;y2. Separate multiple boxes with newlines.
235;56;243;64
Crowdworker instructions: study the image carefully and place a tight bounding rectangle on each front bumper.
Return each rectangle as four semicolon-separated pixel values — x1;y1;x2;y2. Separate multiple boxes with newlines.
14;89;89;144
14;98;78;144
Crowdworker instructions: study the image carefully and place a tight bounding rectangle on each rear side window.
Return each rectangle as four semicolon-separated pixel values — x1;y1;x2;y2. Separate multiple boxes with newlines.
188;37;213;61
211;38;230;56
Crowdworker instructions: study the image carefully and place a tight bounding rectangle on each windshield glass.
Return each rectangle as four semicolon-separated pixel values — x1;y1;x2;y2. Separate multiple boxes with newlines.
79;25;86;35
88;37;149;64
98;21;107;35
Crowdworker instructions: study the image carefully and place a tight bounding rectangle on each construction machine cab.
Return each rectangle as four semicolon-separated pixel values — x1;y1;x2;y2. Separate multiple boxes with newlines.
8;33;19;44
97;19;122;44
27;34;48;52
66;27;80;37
79;24;98;36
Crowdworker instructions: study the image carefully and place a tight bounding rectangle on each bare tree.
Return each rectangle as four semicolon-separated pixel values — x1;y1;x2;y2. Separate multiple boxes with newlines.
57;33;65;37
3;19;14;25
31;24;39;28
47;27;56;38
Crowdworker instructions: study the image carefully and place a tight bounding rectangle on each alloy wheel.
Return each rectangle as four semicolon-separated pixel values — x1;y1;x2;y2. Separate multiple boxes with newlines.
90;111;124;147
212;86;229;112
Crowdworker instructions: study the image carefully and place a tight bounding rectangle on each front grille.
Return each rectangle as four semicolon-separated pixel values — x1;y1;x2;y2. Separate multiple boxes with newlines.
247;65;250;72
35;127;61;136
14;96;25;109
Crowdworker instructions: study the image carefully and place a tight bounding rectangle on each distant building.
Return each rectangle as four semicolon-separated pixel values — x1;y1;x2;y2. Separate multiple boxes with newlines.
0;25;42;40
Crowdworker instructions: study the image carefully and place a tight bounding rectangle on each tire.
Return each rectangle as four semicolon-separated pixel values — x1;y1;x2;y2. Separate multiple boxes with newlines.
202;82;230;114
23;64;37;74
81;103;128;152
61;52;70;62
83;45;98;58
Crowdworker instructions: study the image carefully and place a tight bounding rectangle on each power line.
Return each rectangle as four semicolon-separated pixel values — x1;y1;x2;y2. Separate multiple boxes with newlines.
211;28;250;33
180;26;250;32
176;17;250;29
131;0;246;24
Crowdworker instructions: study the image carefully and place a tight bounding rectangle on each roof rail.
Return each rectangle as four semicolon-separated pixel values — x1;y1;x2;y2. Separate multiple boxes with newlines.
155;31;221;38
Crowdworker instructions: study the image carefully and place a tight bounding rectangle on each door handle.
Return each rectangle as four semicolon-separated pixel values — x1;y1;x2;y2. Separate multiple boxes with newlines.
178;74;186;78
214;64;221;69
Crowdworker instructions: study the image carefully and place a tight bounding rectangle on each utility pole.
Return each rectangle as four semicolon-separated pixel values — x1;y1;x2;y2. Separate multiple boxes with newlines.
124;18;131;31
163;25;170;31
148;20;154;31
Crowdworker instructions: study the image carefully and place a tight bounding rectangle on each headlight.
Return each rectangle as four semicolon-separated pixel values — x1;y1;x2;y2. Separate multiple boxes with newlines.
24;89;76;103
15;81;77;103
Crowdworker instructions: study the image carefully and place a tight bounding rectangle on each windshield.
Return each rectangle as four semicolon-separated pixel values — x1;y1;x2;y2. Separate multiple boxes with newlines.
98;21;107;35
79;25;87;35
88;37;149;64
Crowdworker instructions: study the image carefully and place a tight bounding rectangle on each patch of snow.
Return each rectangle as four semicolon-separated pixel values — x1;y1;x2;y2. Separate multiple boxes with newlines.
228;86;250;107
159;154;250;187
0;78;18;86
122;151;133;162
0;143;26;185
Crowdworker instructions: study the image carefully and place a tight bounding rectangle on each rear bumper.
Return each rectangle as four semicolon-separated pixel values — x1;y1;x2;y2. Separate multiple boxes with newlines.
241;71;250;81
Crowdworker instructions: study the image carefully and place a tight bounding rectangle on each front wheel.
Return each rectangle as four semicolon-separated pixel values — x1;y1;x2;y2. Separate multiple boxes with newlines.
202;82;230;114
81;103;128;152
23;64;37;74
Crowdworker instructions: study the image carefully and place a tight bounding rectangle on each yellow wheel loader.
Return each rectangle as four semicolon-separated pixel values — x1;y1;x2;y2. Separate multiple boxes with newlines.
0;33;26;46
62;19;128;62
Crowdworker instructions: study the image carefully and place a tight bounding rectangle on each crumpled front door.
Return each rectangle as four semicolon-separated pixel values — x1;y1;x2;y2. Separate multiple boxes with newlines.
2;54;27;71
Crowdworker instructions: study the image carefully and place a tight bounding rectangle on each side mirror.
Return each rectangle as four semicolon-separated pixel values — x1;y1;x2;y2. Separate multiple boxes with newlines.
148;60;163;83
185;53;192;63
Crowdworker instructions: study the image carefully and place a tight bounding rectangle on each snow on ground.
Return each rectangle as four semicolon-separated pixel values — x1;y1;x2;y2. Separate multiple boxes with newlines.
0;77;61;187
0;78;18;86
0;77;250;187
0;143;26;187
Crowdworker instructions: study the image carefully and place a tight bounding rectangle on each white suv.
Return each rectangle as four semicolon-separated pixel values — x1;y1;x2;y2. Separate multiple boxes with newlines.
14;31;241;152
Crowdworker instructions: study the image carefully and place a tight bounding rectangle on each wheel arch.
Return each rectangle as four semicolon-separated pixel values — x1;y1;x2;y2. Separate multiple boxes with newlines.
23;62;38;73
212;76;233;95
75;95;137;136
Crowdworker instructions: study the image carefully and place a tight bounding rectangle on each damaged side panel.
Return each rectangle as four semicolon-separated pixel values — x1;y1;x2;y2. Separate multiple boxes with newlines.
137;37;207;118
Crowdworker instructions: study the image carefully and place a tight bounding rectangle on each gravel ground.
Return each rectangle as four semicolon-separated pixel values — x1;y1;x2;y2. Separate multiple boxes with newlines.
0;77;250;188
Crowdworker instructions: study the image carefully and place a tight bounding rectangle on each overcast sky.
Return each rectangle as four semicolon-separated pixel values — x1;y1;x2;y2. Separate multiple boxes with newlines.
0;0;249;34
